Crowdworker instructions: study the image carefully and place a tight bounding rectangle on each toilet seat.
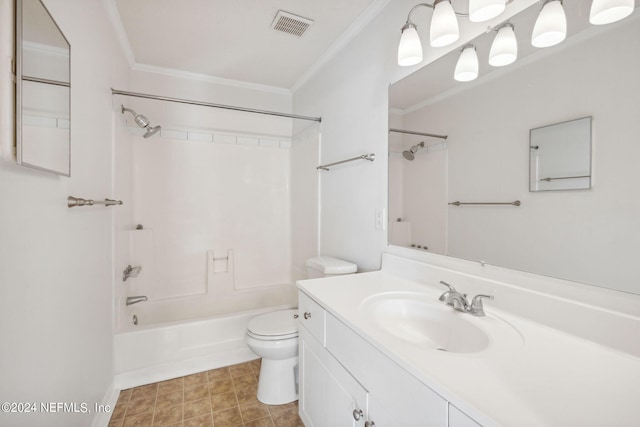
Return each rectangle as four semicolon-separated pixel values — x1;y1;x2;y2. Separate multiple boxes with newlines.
247;309;299;341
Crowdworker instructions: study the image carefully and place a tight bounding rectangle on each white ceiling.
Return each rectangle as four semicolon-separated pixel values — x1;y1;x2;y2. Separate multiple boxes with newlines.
111;0;384;91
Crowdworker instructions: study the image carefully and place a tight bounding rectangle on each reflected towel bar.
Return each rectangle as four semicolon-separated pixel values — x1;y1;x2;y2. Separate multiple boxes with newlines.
68;196;123;208
317;153;375;171
540;175;590;182
449;200;521;206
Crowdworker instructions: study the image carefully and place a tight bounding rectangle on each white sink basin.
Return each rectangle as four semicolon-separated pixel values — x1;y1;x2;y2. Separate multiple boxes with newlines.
360;292;494;353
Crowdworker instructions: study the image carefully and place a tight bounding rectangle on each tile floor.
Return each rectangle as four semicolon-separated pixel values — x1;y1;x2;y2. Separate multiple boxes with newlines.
108;359;303;427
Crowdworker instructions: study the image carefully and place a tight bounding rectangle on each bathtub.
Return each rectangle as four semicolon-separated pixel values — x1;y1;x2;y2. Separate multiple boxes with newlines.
114;304;293;390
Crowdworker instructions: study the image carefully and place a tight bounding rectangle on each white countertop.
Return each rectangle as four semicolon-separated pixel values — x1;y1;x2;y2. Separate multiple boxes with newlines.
298;270;640;427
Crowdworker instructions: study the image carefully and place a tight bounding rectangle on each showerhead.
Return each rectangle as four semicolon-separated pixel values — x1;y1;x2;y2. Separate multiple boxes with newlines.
121;105;161;138
402;141;425;161
143;125;161;138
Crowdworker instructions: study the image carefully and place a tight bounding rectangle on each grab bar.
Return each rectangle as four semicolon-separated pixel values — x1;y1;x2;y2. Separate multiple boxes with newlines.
448;200;521;206
68;196;123;208
317;153;375;171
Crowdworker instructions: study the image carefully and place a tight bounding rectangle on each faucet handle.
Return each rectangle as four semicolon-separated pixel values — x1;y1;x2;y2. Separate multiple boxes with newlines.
439;280;455;291
469;294;494;317
438;281;456;301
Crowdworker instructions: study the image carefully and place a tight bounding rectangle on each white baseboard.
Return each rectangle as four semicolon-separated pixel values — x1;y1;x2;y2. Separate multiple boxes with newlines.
91;379;120;427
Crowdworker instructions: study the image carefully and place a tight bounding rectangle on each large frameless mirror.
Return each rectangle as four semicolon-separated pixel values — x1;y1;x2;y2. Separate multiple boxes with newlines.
16;0;70;176
389;2;640;295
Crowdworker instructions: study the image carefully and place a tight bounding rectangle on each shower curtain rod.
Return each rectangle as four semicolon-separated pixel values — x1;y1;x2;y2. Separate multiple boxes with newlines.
111;89;322;122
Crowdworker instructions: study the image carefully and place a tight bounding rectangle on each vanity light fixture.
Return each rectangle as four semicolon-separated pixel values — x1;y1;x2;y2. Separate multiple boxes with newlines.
531;0;567;48
398;22;423;66
489;23;517;67
469;0;507;23
430;0;460;48
400;0;636;80
454;45;479;82
589;0;635;25
398;0;508;66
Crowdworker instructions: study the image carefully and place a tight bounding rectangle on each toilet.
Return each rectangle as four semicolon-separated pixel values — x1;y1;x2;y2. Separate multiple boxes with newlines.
245;256;357;405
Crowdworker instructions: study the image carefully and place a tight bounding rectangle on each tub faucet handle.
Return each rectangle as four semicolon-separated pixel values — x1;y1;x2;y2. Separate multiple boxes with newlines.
126;296;148;306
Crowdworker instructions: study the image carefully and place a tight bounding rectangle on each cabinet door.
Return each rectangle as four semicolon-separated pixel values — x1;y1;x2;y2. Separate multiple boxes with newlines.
326;313;448;427
299;328;368;427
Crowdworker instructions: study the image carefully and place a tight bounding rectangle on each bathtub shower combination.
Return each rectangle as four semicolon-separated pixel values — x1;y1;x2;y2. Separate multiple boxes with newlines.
113;95;322;388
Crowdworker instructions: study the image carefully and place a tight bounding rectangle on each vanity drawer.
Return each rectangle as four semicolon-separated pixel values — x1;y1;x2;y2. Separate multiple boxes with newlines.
298;291;325;345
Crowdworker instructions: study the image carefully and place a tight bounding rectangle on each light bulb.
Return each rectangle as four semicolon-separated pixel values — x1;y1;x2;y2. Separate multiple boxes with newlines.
430;0;459;48
454;45;479;82
469;0;506;23
532;0;567;48
589;0;634;25
398;23;423;66
489;23;517;67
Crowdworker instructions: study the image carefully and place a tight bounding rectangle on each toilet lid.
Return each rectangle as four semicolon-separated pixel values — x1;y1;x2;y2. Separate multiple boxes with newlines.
247;309;299;338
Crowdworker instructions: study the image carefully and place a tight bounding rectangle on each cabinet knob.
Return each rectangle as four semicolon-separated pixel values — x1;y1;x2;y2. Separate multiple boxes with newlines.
303;312;312;319
365;421;376;427
353;409;363;421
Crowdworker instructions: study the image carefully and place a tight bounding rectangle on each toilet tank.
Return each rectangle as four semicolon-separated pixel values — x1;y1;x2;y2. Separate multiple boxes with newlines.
306;256;357;279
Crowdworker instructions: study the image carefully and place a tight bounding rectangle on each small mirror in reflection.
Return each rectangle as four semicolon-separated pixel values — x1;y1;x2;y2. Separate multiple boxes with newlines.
529;116;592;192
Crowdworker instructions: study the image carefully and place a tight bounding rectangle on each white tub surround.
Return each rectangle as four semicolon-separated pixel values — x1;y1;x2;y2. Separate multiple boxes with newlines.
297;250;640;426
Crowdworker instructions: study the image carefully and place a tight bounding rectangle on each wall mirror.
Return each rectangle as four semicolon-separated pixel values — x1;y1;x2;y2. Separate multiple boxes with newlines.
389;2;640;295
529;116;591;192
16;0;70;176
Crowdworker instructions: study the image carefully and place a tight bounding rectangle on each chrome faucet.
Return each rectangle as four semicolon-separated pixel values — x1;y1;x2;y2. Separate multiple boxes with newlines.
126;296;148;306
438;281;493;317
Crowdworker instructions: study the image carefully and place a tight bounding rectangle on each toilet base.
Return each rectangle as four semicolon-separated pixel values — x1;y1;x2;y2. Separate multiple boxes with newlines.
256;356;298;405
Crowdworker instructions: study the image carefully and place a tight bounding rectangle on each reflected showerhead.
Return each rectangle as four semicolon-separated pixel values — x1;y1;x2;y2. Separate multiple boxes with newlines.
121;105;161;138
402;141;425;161
402;150;415;161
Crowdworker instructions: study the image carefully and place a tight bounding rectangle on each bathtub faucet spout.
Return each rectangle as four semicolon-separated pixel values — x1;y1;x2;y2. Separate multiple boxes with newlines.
126;296;148;306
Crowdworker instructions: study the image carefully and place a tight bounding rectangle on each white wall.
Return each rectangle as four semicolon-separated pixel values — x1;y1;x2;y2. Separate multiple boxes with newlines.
402;18;640;294
291;122;321;280
292;5;397;271
0;0;129;426
292;0;536;271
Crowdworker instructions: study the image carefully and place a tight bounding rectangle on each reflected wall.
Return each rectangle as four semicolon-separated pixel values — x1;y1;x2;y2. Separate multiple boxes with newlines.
390;15;640;294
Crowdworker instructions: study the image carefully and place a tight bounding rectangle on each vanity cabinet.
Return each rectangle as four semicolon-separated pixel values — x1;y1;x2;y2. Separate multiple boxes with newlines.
299;327;368;427
298;290;479;427
448;405;482;427
299;292;367;426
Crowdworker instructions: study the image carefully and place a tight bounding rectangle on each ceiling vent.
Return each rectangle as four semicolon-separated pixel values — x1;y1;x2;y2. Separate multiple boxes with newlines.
270;10;314;37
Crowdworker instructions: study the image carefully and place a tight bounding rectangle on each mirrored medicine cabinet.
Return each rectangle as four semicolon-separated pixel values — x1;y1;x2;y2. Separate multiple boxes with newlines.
15;0;71;176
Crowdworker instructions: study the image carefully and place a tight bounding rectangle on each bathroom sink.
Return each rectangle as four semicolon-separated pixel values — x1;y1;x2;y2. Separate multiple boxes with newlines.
360;292;491;353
